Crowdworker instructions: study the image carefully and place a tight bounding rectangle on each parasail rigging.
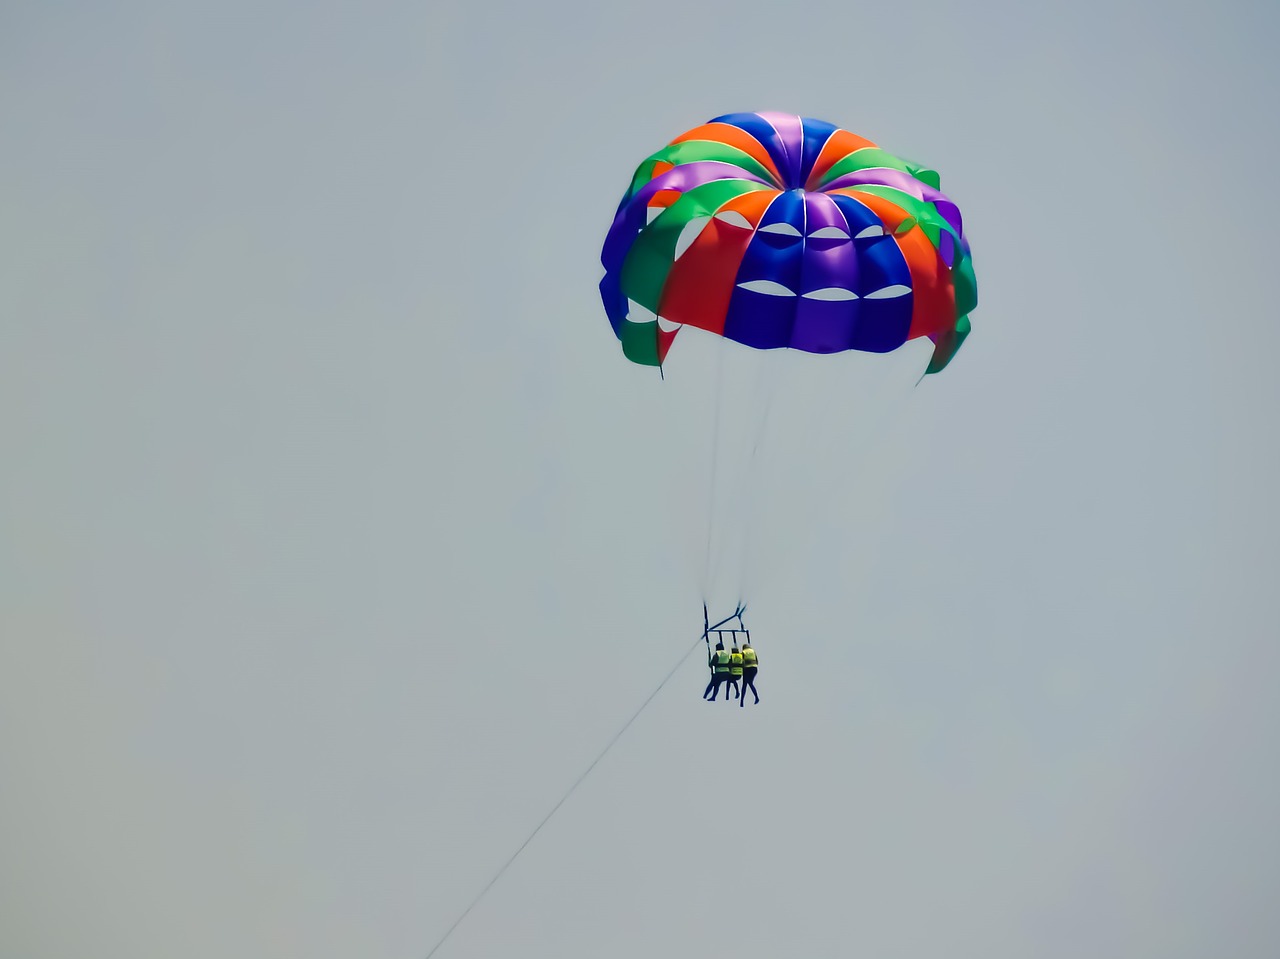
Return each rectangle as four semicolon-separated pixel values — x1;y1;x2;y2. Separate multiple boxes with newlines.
599;112;978;674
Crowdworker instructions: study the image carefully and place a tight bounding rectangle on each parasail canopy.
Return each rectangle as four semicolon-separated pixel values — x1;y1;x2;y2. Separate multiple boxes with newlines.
600;112;976;375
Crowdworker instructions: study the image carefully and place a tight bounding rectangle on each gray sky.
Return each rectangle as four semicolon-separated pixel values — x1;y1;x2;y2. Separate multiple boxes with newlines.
3;1;1279;957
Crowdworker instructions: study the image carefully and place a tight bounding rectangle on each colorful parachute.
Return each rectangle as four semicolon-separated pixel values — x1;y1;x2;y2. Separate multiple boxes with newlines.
600;113;976;374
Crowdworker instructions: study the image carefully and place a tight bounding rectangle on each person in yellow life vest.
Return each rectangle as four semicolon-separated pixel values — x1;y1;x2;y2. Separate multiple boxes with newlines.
703;641;736;701
728;646;744;700
739;642;759;706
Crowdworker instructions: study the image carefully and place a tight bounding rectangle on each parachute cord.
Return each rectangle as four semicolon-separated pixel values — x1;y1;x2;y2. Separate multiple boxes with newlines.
701;340;728;599
735;349;784;612
422;633;706;959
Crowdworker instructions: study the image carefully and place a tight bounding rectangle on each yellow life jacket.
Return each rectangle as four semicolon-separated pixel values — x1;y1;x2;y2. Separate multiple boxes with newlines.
742;647;758;668
713;649;732;673
729;651;744;676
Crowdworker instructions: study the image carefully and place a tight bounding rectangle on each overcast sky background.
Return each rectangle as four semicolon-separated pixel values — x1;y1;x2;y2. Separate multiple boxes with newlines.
4;1;1279;957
